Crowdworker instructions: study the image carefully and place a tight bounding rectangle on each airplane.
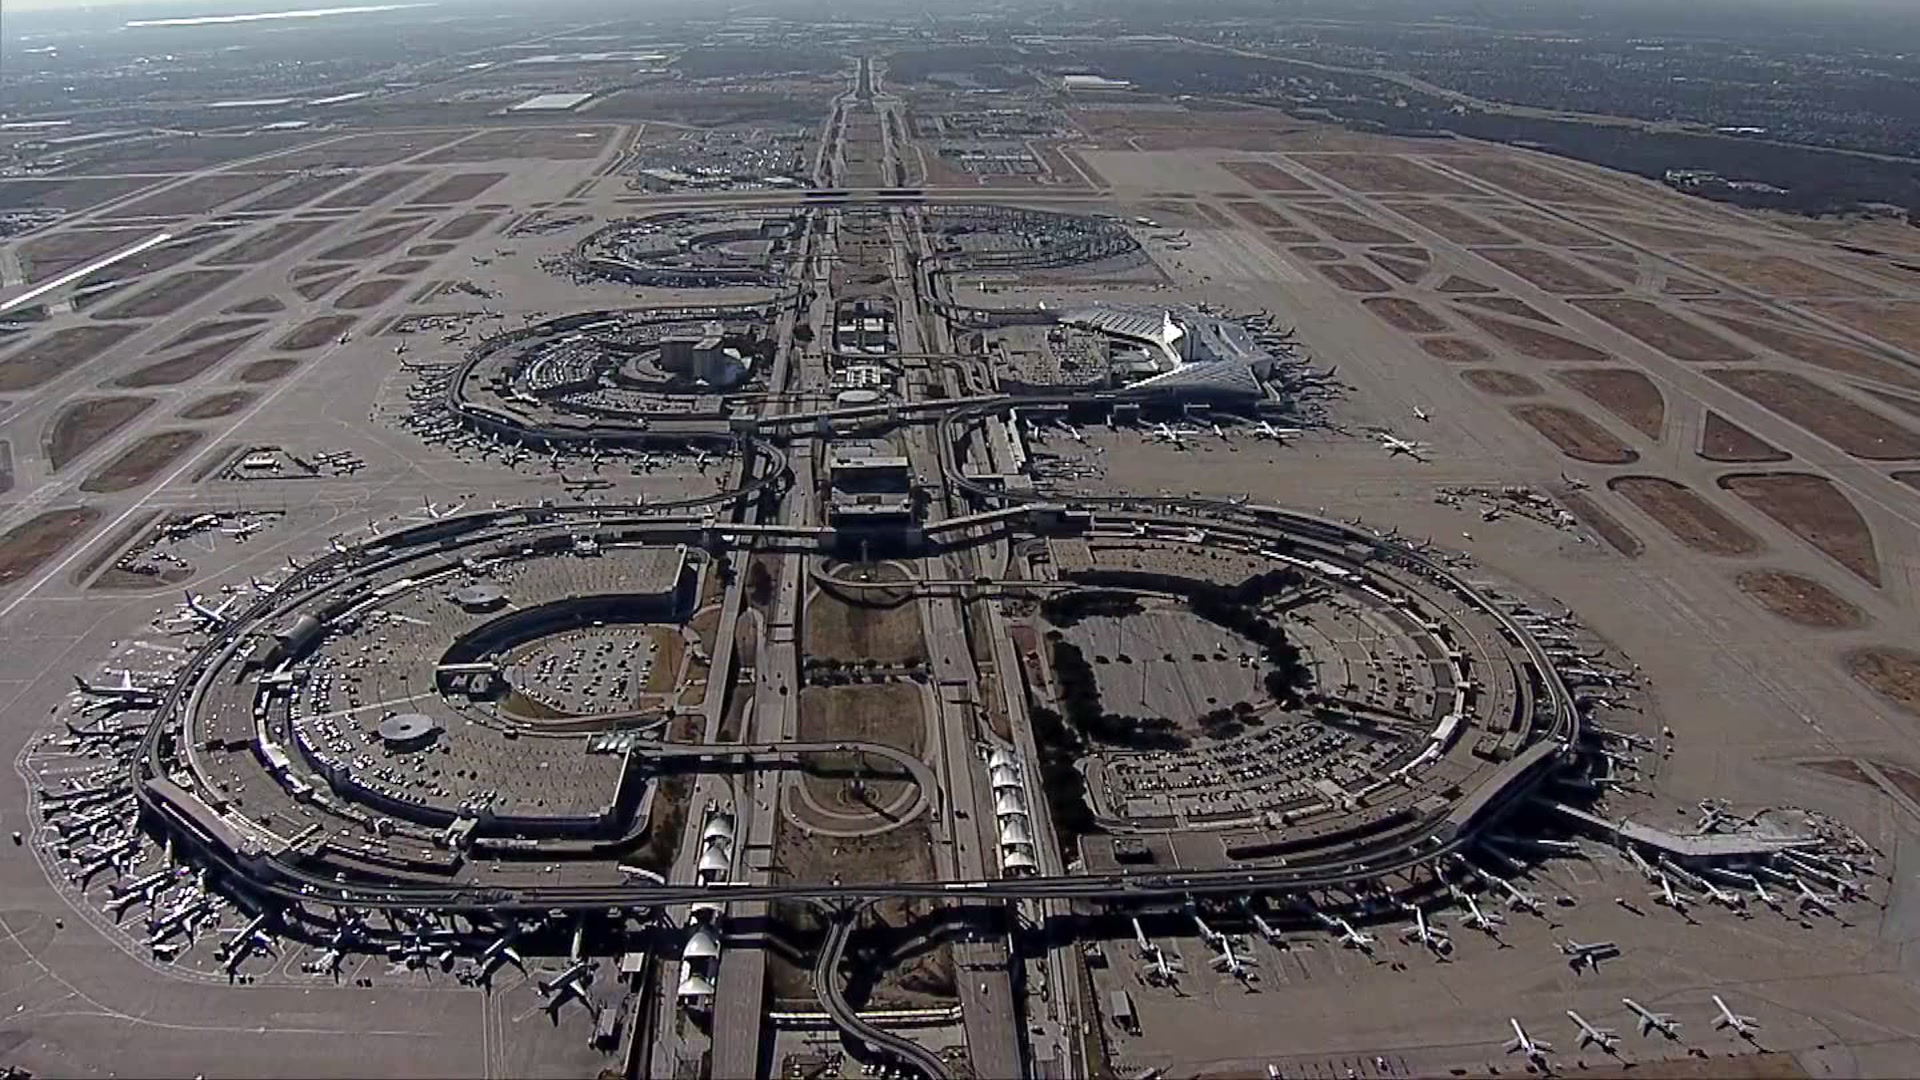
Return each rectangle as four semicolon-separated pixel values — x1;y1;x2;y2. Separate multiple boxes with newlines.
1504;1018;1553;1070
249;575;280;597
1560;472;1590;491
1209;939;1258;985
420;497;468;520
1142;949;1185;989
1623;998;1681;1040
537;959;596;1017
1453;889;1506;939
181;591;238;630
72;671;163;706
1567;1011;1620;1053
160;514;220;540
1191;911;1225;949
1796;879;1840;919
1700;880;1748;913
1651;873;1692;915
1148;422;1193;450
1558;939;1619;972
1711;995;1759;1039
1400;906;1452;956
1253;420;1301;441
560;475;613;493
1210;421;1228;440
1378;433;1431;461
1413;405;1430;423
1246;910;1286;946
1331;919;1376;955
222;519;266;541
1491;876;1546;916
478;925;527;982
1056;421;1085;443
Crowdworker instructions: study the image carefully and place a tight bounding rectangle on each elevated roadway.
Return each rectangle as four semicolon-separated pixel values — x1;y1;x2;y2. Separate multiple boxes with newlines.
814;912;954;1080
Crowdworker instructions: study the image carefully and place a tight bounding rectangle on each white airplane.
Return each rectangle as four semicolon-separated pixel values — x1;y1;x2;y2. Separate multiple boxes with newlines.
1332;919;1376;954
1143;949;1185;988
420;497;468;520
1567;1011;1619;1053
1651;873;1692;914
222;519;265;541
1701;880;1748;913
1504;1018;1553;1069
1451;887;1505;938
536;960;594;1015
1796;879;1840;919
1494;877;1546;916
1711;995;1759;1039
1056;421;1085;443
1191;911;1225;949
1558;939;1619;972
1623;998;1681;1040
1253;420;1301;441
1378;433;1431;461
1210;421;1228;440
181;591;238;629
1149;422;1193;449
1560;472;1590;491
478;926;527;982
1413;405;1430;423
1210;939;1258;984
72;670;163;704
249;575;280;597
1400;906;1451;956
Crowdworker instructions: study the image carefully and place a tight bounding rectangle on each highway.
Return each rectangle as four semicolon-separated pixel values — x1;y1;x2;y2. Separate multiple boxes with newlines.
814;910;954;1080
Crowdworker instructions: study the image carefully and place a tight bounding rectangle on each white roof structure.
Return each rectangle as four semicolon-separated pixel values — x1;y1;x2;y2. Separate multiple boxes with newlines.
989;765;1023;791
702;814;736;845
999;817;1034;847
697;846;731;877
683;928;721;960
1002;846;1038;871
677;971;716;998
994;791;1027;817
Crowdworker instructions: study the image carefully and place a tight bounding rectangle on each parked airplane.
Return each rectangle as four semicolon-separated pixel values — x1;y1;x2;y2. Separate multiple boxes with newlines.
1712;995;1759;1039
1558;939;1619;972
1700;880;1748;913
1142;948;1184;989
1623;998;1681;1040
1567;1011;1620;1053
1452;888;1505;939
222;519;266;541
249;575;281;597
1378;433;1431;461
1400;906;1451;956
1191;911;1225;949
1253;421;1301;442
537;960;596;1017
1332;919;1376;954
1651;873;1692;914
1795;879;1840;919
1149;423;1193;450
561;475;613;493
1210;939;1258;985
181;591;238;629
1413;405;1430;423
1504;1018;1553;1069
72;671;163;706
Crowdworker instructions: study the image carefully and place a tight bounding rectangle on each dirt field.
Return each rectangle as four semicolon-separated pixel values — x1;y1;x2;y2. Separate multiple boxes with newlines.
1458;309;1611;362
428;212;497;241
0;176;155;215
1708;369;1920;459
273;132;466;170
1365;252;1427;285
178;390;256;419
203;220;335;266
1445;156;1626;206
1570;298;1752;362
79;430;203;493
17;227;153;283
1475;247;1621;294
1511;404;1640;463
1418;337;1493;363
1437;275;1495;293
0;507;101;587
103;173;282;218
1560;490;1644;557
1661;272;1720;296
1222;202;1293;230
228;172;359;212
315;222;430;261
1584;215;1750;251
406;172;507;204
275;315;357;350
1219;160;1312;191
236;358;298;383
45;396;153;470
334;279;406;310
94;269;242;320
1699;313;1920;391
1485;210;1605;247
1315;263;1392;293
1399;203;1517;245
1700;412;1790;463
797;682;925;755
225;296;285;315
1454;295;1557;325
1608;476;1762;556
1719;472;1881;585
417;127;614;162
1685;253;1882;298
1361;297;1450;333
153;319;266;351
1287;154;1475;194
807;574;927;665
113;334;257;388
1552;368;1666;439
0;325;142;392
1289;245;1344;262
1295;208;1410;245
379;259;433;276
1459;369;1542;396
292;268;354;301
1735;569;1865;629
1846;648;1920;716
315;170;424;209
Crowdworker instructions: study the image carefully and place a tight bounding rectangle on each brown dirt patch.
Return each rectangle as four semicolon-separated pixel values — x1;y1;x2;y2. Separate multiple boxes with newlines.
0;325;142;391
316;170;424;209
154;319;266;351
1475;247;1621;294
1700;313;1920;391
1587;215;1752;251
1552;368;1666;440
80;430;202;493
1361;297;1449;333
1453;295;1557;325
1802;300;1920;357
1661;273;1720;296
16;227;153;283
113;333;257;388
1227;202;1300;230
1719;472;1881;585
237;358;299;383
406;172;507;205
1437;275;1495;293
1608;476;1761;556
417;127;614;163
807;568;927;665
1315;263;1392;293
1512;404;1639;464
1364;253;1427;284
0;507;101;587
203;220;334;266
225;296;285;315
407;242;455;258
428;211;498;241
0;176;156;216
1708;369;1920;460
314;221;430;261
334;278;405;310
229;172;359;212
1700;412;1790;463
797;682;925;757
1485;211;1604;247
292;268;354;301
46;396;152;471
1419;337;1492;363
1289;245;1344;262
1458;309;1611;363
178;390;256;419
1402;203;1517;244
1219;160;1312;191
1295;208;1410;245
380;259;432;275
1287;154;1475;194
1846;648;1920;716
1560;491;1644;557
103;173;282;217
1866;389;1920;420
275;315;357;350
1686;253;1885;297
1572;298;1751;362
1445;156;1626;206
94;269;242;320
1460;369;1542;396
1736;570;1865;629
